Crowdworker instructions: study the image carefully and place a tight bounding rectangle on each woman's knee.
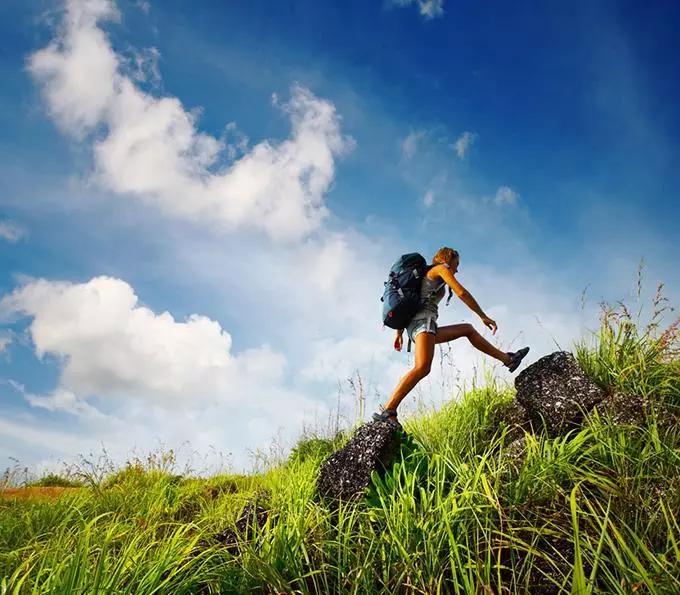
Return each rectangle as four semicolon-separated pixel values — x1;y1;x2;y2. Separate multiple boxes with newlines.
462;323;476;337
412;363;431;378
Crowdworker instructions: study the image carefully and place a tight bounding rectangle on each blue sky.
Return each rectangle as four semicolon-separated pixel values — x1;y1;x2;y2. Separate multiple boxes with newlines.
1;0;678;474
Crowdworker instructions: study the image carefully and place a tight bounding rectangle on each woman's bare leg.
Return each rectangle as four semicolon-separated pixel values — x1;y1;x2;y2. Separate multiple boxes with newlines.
383;331;436;413
436;323;511;365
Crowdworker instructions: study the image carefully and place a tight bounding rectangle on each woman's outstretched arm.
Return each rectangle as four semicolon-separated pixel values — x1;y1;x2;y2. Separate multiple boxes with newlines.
436;265;498;334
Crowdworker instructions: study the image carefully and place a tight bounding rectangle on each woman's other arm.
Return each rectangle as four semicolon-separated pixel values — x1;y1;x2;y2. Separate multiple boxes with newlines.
394;329;404;351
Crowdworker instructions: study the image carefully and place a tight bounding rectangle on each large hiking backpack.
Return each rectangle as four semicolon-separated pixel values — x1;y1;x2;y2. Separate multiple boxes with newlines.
380;253;431;330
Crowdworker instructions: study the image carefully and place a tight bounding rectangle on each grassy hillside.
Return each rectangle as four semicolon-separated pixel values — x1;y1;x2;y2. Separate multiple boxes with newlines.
1;292;678;594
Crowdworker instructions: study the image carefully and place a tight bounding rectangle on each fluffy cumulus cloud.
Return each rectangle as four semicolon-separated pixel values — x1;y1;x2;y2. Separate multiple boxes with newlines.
28;0;354;242
0;274;335;469
0;220;26;242
0;276;296;409
393;0;444;20
494;185;519;206
453;131;476;159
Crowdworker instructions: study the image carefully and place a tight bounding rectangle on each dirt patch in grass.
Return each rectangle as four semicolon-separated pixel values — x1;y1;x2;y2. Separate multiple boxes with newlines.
0;487;82;502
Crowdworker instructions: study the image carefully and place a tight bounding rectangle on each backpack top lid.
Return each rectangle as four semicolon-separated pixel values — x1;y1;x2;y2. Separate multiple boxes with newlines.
391;253;427;273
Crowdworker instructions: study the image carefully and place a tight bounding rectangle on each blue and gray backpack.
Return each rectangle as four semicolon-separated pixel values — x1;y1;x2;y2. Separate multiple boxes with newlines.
381;253;429;330
381;252;453;334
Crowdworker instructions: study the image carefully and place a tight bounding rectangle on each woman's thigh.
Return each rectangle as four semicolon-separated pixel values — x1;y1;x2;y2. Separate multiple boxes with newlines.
435;323;473;344
414;330;436;368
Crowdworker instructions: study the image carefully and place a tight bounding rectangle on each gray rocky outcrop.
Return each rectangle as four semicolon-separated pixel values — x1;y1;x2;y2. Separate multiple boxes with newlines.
316;420;403;503
515;351;606;437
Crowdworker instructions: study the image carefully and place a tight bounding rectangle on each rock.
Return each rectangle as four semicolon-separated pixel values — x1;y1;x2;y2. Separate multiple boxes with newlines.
515;351;606;437
505;434;528;458
316;420;403;503
215;493;269;551
503;435;529;473
587;391;648;427
488;399;534;444
527;534;578;595
490;515;582;595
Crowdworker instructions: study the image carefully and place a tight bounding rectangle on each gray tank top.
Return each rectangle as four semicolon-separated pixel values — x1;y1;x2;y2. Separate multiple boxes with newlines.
413;273;446;321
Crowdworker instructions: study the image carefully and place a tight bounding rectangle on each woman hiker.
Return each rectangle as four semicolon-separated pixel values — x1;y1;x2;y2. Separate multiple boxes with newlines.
373;246;530;427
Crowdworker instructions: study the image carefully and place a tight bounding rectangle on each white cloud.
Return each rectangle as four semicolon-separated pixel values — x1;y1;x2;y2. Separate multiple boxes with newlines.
401;130;426;160
453;131;476;159
0;333;11;353
9;381;104;418
0;417;91;456
0;274;334;470
417;172;447;209
133;0;150;14
393;0;444;19
28;0;354;242
27;0;121;136
494;185;519;206
0;276;295;408
126;46;161;86
1;273;375;471
222;122;250;161
0;220;26;243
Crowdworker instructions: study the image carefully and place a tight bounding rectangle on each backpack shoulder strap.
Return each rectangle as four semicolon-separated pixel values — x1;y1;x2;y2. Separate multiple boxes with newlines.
433;263;454;306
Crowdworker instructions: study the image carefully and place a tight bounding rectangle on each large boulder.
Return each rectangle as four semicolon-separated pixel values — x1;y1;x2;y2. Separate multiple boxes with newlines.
515;351;606;437
317;420;403;503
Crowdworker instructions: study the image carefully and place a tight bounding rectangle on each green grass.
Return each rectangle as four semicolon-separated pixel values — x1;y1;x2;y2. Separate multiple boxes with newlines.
25;474;83;489
1;286;679;593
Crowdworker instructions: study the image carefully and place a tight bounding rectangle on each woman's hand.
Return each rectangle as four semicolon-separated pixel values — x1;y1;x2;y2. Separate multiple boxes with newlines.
394;331;404;351
481;316;498;335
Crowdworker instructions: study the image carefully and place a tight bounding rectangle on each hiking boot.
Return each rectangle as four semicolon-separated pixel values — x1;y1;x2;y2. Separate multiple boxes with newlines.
506;346;530;372
372;407;402;429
